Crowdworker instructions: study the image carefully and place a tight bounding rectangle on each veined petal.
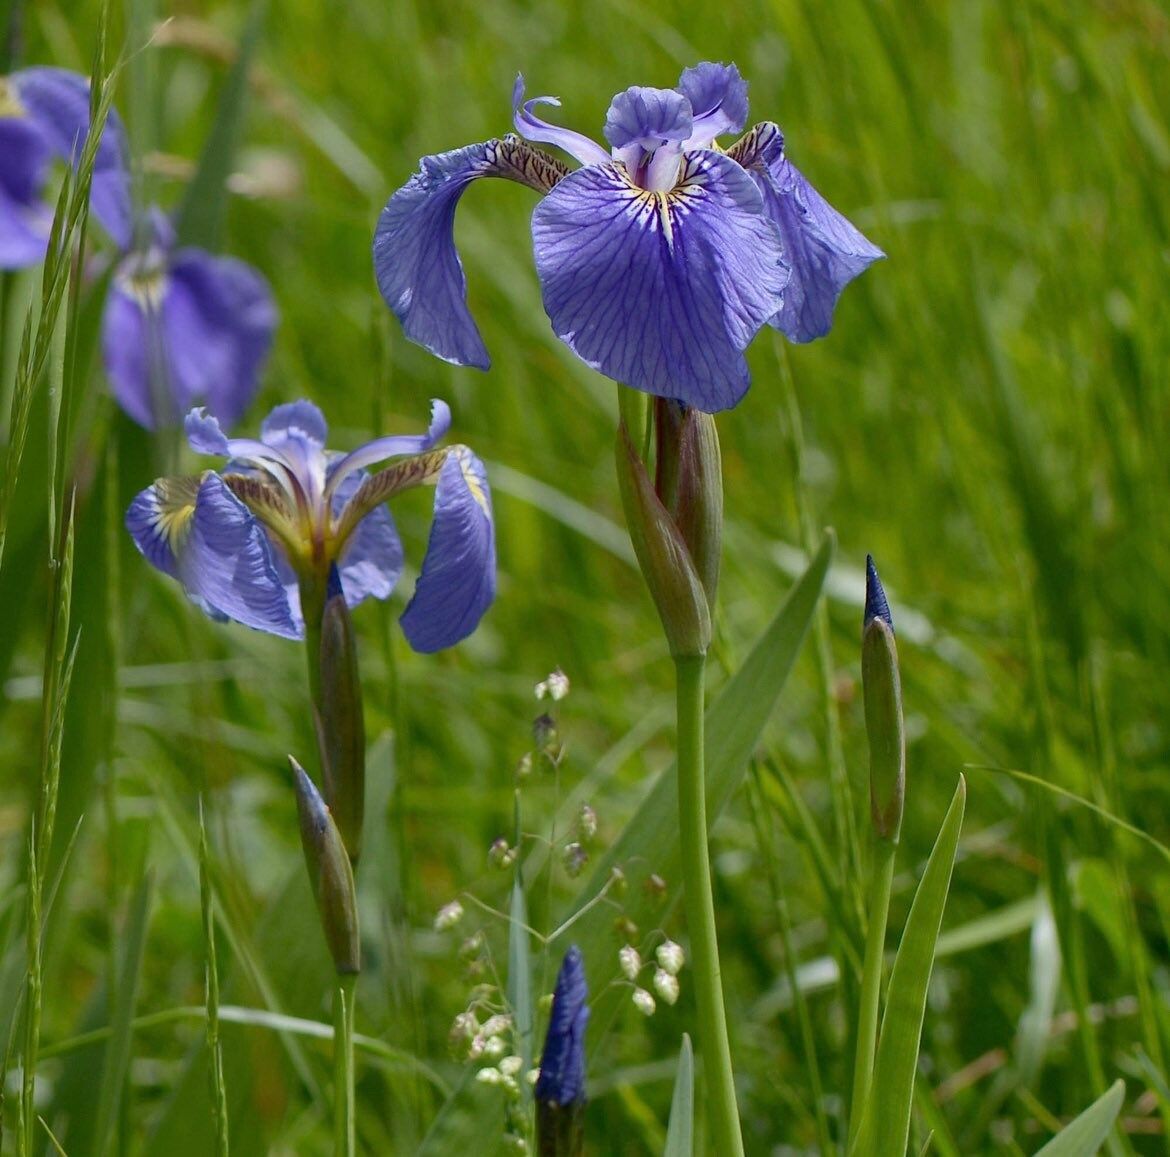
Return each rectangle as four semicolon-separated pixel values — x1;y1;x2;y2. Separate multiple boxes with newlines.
512;76;610;167
374;140;566;370
126;472;300;638
604;86;693;151
161;248;277;426
729;121;884;341
531;152;789;412
677;62;748;144
185;408;232;455
332;449;448;546
325;398;451;496
399;447;496;653
11;66;132;248
329;467;405;606
261;400;328;449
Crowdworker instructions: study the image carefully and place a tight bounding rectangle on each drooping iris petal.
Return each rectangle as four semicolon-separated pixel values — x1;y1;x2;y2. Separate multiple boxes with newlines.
103;246;276;430
512;76;610;167
730;121;884;342
677;62;749;144
162;249;276;425
535;945;589;1108
757;153;884;342
532;151;789;412
127;472;299;638
11;66;132;249
185;408;232;455
399;447;495;653
0;117;53;268
329;467;405;606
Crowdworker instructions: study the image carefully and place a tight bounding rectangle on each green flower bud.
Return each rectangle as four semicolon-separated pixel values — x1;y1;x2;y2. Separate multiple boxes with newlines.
615;420;710;657
862;556;905;841
315;566;366;863
672;407;723;611
290;756;361;974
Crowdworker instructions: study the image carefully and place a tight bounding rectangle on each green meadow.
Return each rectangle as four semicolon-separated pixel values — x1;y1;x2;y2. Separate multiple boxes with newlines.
2;0;1169;1152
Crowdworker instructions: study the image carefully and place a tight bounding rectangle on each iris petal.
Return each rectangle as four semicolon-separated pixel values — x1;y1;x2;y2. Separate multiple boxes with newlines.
677;62;749;144
399;447;496;653
329;468;405;606
758;153;885;342
0;119;53;268
512;76;610;167
531;152;789;412
101;270;160;427
325;399;451;495
127;472;299;638
729;121;884;342
261;400;328;449
603;86;693;151
11;66;132;249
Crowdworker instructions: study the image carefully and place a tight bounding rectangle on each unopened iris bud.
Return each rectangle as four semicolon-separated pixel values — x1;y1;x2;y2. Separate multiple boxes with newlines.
862;556;905;841
290;756;360;974
536;946;588;1157
615;420;711;657
667;404;723;610
315;564;366;862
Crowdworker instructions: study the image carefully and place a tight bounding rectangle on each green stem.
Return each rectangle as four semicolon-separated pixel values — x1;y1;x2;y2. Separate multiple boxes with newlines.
674;653;743;1157
333;973;357;1157
848;834;897;1147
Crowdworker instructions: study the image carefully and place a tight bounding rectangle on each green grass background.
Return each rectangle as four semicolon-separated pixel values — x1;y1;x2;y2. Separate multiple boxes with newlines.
2;0;1169;1152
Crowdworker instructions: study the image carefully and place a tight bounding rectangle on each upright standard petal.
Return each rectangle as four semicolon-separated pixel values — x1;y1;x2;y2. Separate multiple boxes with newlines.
730;121;884;342
536;945;589;1107
261;400;328;450
399;447;495;653
531;152;789;412
126;472;299;638
11;66;132;248
0;117;53;268
677;62;749;144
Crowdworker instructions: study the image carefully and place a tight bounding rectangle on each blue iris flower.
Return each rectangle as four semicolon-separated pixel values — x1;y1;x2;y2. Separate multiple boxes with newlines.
1;67;275;430
0;66;132;265
374;62;884;413
102;208;277;430
126;399;496;653
536;945;589;1108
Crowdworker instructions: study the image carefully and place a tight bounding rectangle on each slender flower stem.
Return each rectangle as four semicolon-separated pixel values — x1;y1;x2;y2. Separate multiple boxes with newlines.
674;653;744;1157
333;973;357;1157
848;833;897;1147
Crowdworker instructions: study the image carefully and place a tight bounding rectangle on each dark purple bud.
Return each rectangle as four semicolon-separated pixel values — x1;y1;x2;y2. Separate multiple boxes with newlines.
864;554;893;632
536;946;588;1156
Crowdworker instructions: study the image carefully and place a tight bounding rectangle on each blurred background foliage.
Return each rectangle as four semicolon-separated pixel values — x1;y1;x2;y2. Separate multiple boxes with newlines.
2;0;1169;1152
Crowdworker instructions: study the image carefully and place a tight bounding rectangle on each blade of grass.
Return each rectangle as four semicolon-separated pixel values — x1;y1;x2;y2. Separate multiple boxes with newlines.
199;801;230;1157
663;1034;694;1157
1033;1080;1126;1156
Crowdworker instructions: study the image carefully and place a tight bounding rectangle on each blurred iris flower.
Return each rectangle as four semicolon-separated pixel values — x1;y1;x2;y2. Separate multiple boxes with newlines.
1;66;274;429
126;399;495;652
374;61;883;413
0;66;132;266
102;208;277;430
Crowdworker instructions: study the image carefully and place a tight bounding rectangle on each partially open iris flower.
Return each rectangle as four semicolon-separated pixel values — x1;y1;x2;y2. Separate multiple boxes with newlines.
126;399;495;653
374;61;883;413
0;66;131;267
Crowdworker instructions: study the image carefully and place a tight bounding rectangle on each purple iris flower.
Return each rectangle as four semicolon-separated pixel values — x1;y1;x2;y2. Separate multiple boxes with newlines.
536;945;589;1108
125;398;495;653
0;66;132;267
102;209;277;430
373;62;883;413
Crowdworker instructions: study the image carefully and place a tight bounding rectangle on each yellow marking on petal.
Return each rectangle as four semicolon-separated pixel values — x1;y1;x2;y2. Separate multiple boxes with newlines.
457;448;490;515
152;475;200;552
0;78;25;118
